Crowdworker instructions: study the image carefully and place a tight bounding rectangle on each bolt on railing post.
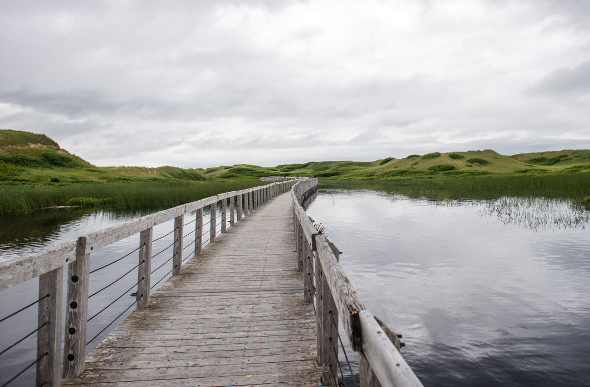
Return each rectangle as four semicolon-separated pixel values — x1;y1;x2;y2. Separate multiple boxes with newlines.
237;194;243;221
221;199;227;233
37;266;63;387
173;216;183;275
137;227;152;309
63;236;90;378
210;203;217;243
229;196;235;226
195;208;203;256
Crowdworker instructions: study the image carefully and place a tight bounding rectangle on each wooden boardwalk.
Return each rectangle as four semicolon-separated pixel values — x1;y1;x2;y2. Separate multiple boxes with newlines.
63;192;322;386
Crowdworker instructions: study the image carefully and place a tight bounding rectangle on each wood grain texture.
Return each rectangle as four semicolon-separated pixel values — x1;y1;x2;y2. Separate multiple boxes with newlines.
62;237;90;378
62;192;321;386
37;266;63;387
359;311;422;387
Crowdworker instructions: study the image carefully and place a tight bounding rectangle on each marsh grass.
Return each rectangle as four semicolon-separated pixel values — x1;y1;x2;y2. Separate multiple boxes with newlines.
0;180;262;214
319;173;590;202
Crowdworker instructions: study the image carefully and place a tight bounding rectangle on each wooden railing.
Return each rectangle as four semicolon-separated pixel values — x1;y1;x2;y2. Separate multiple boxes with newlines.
291;178;423;387
0;179;297;387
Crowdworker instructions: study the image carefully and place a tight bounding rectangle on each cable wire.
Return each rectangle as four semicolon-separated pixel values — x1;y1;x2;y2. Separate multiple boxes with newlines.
0;294;49;324
332;315;357;387
86;295;142;346
1;352;47;387
0;322;48;357
89;245;142;275
150;254;174;275
150;269;173;290
151;241;175;259
87;277;144;322
88;261;142;299
153;228;177;242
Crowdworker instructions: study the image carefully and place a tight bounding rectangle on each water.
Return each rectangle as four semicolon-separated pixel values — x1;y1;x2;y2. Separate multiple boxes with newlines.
305;186;590;386
2;190;589;386
0;207;219;386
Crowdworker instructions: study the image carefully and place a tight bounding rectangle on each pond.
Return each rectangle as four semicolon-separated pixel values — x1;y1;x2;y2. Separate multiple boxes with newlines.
304;183;590;386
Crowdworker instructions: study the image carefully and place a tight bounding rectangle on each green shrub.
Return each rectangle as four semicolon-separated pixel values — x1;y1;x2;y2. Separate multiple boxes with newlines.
428;164;455;172
422;152;441;160
448;153;465;160
466;157;490;166
379;157;395;166
443;170;491;177
405;154;420;159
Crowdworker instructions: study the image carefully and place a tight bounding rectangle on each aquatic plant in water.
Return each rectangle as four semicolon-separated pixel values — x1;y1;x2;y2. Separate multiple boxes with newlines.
482;197;590;231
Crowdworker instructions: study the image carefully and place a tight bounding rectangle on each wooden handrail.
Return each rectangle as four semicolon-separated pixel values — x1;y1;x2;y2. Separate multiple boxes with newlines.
291;178;423;387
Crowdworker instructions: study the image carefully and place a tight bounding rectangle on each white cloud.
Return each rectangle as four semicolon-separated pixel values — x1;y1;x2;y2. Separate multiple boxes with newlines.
0;0;589;168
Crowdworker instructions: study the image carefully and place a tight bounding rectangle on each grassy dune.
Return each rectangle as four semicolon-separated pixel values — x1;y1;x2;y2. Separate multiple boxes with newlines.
1;129;589;213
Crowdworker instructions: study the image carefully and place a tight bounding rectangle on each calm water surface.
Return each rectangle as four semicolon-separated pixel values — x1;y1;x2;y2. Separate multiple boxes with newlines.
305;187;590;386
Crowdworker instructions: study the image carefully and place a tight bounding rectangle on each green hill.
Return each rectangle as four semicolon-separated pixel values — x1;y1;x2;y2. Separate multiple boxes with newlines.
2;129;590;184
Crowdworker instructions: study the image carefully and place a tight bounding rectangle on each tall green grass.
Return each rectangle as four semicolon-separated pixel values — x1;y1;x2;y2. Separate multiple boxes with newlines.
320;173;590;202
0;180;263;214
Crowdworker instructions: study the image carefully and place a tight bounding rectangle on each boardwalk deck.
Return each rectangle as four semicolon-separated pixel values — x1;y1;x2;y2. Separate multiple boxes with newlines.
63;193;322;386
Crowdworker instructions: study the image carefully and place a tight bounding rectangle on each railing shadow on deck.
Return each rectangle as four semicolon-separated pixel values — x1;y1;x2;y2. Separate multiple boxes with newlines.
0;178;297;387
292;178;423;387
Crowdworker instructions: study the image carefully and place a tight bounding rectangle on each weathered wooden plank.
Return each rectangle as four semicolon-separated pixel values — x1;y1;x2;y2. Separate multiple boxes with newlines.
315;234;365;351
221;198;227;233
195;208;203;256
0;240;76;292
37;266;63;387
229;196;235;226
173;216;183;275
137;228;153;309
62;237;90;378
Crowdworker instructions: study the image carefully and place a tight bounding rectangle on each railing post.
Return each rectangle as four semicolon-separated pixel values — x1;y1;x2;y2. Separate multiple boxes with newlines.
303;237;313;303
63;236;90;378
173;216;183;275
195;208;203;256
137;227;153;309
37;266;63;387
316;241;339;385
210;203;217;243
297;223;304;271
229;196;235;226
221;199;227;233
237;194;243;221
249;191;253;212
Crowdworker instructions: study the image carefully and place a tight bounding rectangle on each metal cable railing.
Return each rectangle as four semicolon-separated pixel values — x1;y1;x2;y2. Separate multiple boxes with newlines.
1;352;48;387
89;244;143;275
87;276;144;323
0;294;49;324
88;261;142;299
86;294;143;346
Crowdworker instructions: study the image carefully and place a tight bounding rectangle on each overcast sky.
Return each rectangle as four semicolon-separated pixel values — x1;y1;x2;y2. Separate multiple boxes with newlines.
1;0;589;168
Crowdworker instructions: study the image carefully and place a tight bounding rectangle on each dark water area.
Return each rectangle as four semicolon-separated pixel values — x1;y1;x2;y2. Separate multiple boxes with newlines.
305;184;590;386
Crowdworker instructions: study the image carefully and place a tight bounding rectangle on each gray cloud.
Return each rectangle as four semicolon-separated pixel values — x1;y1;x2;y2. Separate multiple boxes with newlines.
531;61;590;96
1;0;589;168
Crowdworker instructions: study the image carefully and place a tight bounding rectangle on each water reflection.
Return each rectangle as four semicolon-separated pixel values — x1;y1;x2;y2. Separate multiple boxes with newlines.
305;186;590;386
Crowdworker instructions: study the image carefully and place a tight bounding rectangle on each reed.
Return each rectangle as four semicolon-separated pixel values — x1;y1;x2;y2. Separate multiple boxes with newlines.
0;180;262;214
320;173;590;202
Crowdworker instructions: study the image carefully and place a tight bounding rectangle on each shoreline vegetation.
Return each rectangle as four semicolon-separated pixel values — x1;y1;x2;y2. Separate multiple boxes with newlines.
1;129;589;214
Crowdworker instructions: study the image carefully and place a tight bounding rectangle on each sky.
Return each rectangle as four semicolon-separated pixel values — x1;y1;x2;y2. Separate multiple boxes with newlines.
1;0;589;168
